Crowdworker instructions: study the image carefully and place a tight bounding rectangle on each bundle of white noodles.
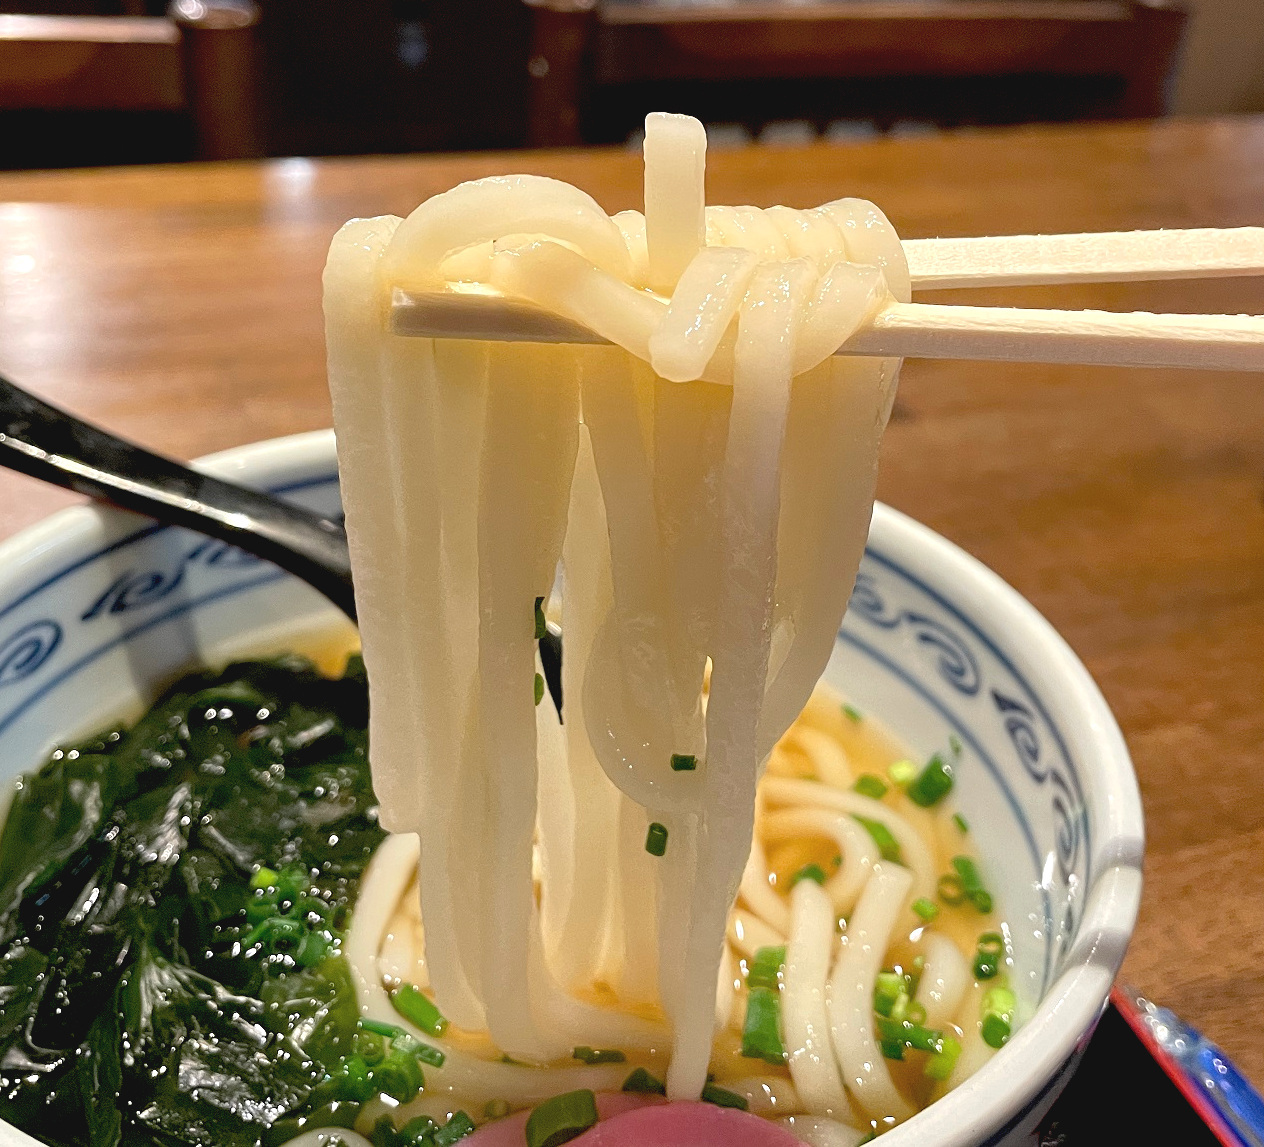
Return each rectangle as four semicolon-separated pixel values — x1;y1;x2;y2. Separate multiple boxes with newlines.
324;113;909;1111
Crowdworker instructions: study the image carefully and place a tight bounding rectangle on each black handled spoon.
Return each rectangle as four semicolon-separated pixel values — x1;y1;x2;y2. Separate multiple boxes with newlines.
0;373;563;708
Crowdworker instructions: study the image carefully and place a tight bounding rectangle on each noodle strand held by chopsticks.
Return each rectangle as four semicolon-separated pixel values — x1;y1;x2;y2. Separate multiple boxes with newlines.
326;108;913;1104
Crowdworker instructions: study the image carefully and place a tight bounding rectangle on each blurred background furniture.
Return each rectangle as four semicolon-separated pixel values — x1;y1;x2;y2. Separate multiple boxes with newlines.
0;0;533;167
0;0;262;165
525;0;1189;146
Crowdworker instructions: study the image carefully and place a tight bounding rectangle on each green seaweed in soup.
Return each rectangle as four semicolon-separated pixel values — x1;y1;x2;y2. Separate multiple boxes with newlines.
0;655;388;1147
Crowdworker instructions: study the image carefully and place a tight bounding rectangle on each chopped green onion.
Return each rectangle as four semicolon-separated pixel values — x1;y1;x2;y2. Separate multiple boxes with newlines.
484;1100;511;1121
842;703;863;723
907;754;954;807
888;759;917;787
873;971;905;1017
852;815;902;863
875;1016;944;1055
645;822;668;857
700;1083;748;1111
949;733;963;756
953;812;969;834
435;1112;476;1147
790;862;827;887
359;1017;407;1040
981;986;1017;1049
391;983;449;1036
924;1035;962;1081
572;1046;625;1064
908;954;925;994
400;1116;441;1146
534;597;547;640
354;1029;387;1065
937;873;966;906
906;1000;928;1026
973;931;1005;980
414;1042;446;1067
621;1067;666;1095
741;986;786;1065
250;866;279;891
878;1032;905;1060
911;897;940;922
328;1053;375;1102
534;673;545;706
670;753;697;771
853;774;889;800
371;1116;400;1147
952;856;994;913
372;1051;425;1103
524;1089;599;1147
747;944;786;990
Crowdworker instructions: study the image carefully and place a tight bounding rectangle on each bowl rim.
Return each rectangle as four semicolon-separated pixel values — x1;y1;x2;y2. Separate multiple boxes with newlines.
0;429;1143;1147
866;502;1142;1147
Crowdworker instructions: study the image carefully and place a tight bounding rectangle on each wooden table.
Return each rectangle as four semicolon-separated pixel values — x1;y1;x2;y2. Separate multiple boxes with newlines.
0;119;1262;1084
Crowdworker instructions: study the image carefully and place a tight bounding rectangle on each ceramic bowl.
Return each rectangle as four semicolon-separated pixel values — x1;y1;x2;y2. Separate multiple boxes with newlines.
0;429;1142;1147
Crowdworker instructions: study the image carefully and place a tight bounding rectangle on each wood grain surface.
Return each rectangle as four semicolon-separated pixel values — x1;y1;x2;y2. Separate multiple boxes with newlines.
0;118;1261;1084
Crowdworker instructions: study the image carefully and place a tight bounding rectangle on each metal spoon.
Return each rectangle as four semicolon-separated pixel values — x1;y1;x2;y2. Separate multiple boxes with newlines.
0;373;563;707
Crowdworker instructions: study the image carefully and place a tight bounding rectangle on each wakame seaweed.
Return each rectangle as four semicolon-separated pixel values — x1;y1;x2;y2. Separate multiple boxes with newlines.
0;654;386;1147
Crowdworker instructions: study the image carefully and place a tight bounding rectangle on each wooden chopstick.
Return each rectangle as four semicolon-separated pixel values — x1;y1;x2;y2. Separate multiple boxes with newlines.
905;227;1264;291
390;288;1264;372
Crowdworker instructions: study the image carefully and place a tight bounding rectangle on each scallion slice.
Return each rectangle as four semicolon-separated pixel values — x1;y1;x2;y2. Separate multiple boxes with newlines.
435;1112;476;1147
524;1090;599;1147
911;896;939;922
790;862;827;887
572;1046;625;1064
371;1050;425;1102
952;812;969;834
842;703;863;723
621;1067;666;1095
973;931;1005;979
399;1116;440;1146
747;944;786;990
359;1017;406;1040
924;1035;962;1081
852;815;902;863
875;1015;944;1055
907;754;954;807
534;673;545;706
670;752;697;771
873;971;905;1017
645;822;668;857
952;855;994;913
414;1042;446;1067
391;983;449;1036
853;774;888;800
887;759;917;787
981;986;1017;1049
741;986;786;1065
700;1083;748;1111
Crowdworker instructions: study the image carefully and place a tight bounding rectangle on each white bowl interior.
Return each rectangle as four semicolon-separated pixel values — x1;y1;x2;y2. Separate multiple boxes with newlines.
0;430;1143;1147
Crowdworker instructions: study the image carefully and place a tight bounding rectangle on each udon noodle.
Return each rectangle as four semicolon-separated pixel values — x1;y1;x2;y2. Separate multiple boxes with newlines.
324;113;1012;1141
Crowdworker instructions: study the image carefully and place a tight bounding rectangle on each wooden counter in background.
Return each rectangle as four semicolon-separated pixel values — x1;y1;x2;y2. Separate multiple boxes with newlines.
0;117;1261;1083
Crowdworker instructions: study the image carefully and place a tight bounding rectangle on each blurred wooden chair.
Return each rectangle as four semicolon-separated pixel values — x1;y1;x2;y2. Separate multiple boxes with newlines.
524;0;1188;146
0;0;262;159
